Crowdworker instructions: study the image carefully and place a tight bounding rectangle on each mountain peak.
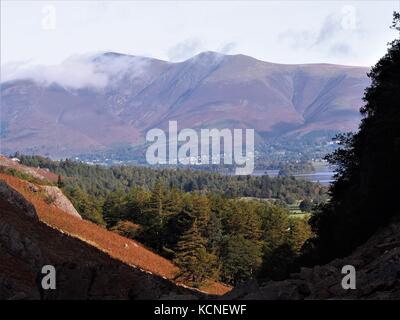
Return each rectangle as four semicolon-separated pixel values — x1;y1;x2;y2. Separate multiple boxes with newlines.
186;51;225;62
1;53;370;157
93;51;149;62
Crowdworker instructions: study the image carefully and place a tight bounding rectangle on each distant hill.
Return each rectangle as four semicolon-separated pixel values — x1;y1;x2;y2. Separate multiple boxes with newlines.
0;52;370;157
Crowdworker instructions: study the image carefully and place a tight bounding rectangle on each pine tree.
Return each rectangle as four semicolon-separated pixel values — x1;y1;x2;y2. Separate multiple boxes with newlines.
174;220;219;284
221;234;262;285
102;189;127;226
224;200;262;242
164;187;184;216
287;218;313;253
206;194;227;253
65;186;105;225
299;199;312;212
159;188;185;258
142;182;165;250
57;174;64;188
206;209;223;253
125;187;151;224
260;205;290;255
190;194;211;235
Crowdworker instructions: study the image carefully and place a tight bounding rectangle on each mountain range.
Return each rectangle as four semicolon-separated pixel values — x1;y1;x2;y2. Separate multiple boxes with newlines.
0;51;370;157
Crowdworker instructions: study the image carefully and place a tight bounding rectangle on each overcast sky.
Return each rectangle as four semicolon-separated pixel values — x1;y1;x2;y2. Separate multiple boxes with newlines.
1;0;400;68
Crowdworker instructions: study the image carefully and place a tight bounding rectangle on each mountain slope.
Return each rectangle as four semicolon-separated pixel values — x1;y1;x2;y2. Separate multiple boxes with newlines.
0;52;370;157
0;171;231;299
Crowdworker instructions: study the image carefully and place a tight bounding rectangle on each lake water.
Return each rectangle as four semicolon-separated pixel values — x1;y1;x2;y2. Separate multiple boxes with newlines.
294;171;335;185
251;169;335;186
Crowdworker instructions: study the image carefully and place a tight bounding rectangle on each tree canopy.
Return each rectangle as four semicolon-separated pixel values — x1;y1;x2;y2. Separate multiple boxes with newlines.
303;13;400;264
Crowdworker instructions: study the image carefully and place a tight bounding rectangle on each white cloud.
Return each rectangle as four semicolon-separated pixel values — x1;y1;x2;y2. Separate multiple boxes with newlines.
1;53;152;89
167;39;203;62
220;42;237;55
2;1;398;67
278;10;365;60
314;14;344;45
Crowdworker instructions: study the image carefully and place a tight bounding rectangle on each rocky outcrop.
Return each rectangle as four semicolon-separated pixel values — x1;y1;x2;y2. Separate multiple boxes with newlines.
226;219;400;300
0;180;37;219
0;194;202;300
0;178;81;220
42;186;81;219
0;156;81;219
0;155;61;184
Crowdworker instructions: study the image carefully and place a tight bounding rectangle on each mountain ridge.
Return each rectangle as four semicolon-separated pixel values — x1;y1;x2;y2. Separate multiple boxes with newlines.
93;50;370;67
1;52;370;157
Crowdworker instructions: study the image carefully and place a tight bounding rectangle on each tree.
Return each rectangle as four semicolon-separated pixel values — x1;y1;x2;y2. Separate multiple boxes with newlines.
190;193;211;235
258;243;296;281
206;209;224;253
102;189;127;226
256;204;292;279
57;175;64;188
260;205;290;255
159;188;185;258
304;13;400;264
65;186;105;226
163;187;184;217
215;199;265;285
221;234;262;285
223;200;262;242
299;199;312;212
174;220;219;285
141;182;165;250
110;220;142;239
125;187;150;223
287;218;313;253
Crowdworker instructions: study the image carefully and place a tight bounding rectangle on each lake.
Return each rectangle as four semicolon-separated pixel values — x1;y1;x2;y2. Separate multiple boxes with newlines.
251;169;335;186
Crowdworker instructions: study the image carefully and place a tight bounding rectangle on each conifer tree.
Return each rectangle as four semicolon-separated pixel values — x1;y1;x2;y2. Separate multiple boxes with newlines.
125;187;151;224
142;181;165;249
190;194;211;235
221;234;262;285
174;220;219;284
102;189;127;226
57;174;64;188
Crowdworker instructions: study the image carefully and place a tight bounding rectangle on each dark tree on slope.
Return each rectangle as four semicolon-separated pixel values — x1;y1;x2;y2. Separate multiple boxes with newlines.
304;13;400;264
102;190;127;226
299;199;312;212
221;234;262;285
64;186;105;226
174;220;219;285
141;182;165;250
57;175;64;188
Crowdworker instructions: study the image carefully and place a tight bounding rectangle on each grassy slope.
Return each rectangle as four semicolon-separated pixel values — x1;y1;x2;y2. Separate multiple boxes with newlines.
0;173;231;295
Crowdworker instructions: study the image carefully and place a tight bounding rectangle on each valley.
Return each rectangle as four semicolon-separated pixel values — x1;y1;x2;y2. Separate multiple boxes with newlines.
0;154;321;289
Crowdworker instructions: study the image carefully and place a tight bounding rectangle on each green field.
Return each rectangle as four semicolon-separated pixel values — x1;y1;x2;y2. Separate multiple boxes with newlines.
288;213;311;220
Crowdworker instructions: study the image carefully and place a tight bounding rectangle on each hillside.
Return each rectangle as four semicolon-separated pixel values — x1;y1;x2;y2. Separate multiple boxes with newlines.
2;155;399;300
0;170;231;299
0;52;369;157
225;216;400;299
0;155;59;182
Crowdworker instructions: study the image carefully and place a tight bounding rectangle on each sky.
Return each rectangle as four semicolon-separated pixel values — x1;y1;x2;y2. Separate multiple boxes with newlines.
1;0;400;70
